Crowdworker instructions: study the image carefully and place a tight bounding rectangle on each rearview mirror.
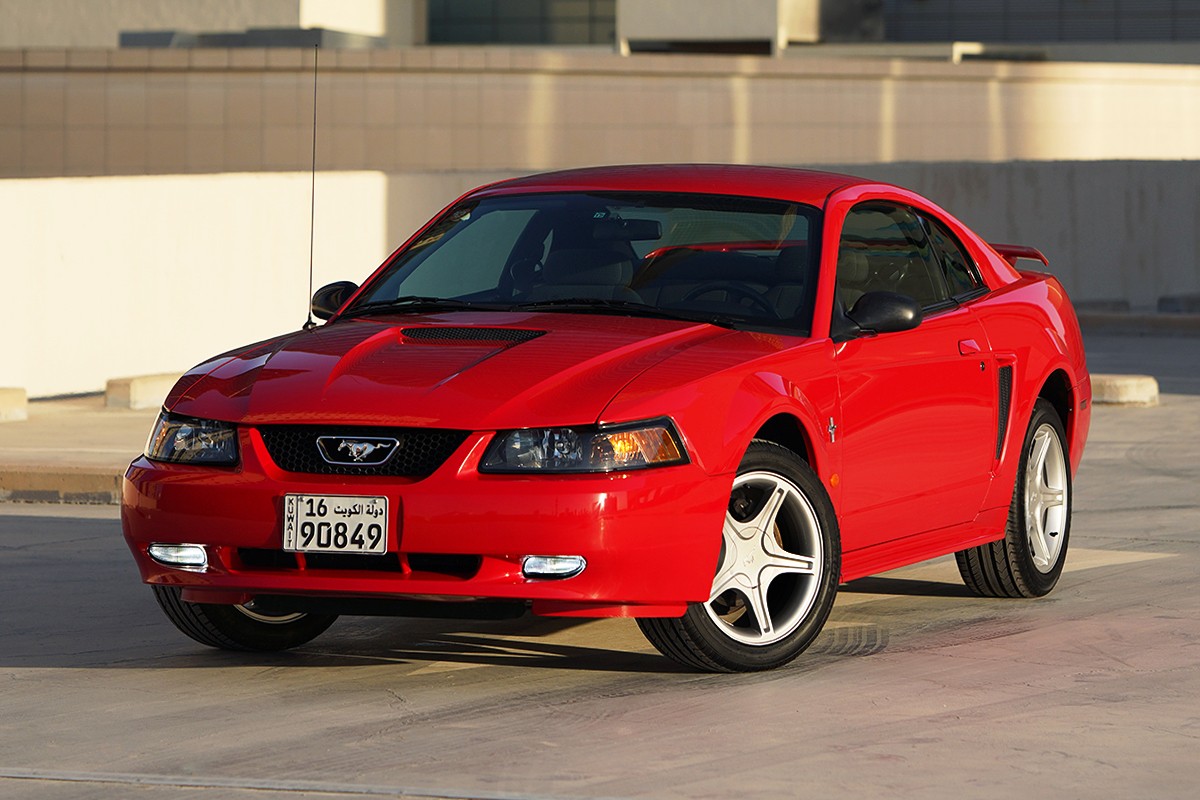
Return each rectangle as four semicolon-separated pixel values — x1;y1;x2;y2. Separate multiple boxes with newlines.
593;218;662;241
847;291;922;336
311;281;359;320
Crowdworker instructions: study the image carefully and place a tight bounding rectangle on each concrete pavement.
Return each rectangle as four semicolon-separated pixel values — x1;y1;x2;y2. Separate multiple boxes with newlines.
0;366;1198;798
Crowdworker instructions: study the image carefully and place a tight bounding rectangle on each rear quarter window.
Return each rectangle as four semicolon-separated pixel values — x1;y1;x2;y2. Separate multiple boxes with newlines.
924;214;985;298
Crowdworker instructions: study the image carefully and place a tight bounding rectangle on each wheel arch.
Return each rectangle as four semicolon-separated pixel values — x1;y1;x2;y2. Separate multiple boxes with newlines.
1038;369;1073;438
752;413;816;466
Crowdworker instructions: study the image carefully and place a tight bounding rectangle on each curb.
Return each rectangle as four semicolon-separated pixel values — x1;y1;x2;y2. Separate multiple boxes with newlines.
0;368;1168;507
1090;373;1159;406
0;468;122;505
0;388;28;423
105;373;180;410
1079;311;1200;336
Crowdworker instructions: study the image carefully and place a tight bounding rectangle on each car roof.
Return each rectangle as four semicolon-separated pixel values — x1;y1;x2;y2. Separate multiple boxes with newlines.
472;164;875;206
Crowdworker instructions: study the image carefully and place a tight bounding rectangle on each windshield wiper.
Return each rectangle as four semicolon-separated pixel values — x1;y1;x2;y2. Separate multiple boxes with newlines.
511;297;739;328
345;296;499;317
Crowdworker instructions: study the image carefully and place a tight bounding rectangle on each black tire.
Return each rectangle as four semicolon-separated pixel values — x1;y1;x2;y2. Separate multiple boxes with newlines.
152;585;337;651
956;398;1072;598
638;440;841;672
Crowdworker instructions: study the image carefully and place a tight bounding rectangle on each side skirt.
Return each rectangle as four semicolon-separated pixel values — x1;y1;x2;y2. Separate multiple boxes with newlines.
839;505;1009;583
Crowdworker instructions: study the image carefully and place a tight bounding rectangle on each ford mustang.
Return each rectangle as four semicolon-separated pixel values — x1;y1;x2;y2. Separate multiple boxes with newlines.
121;165;1090;672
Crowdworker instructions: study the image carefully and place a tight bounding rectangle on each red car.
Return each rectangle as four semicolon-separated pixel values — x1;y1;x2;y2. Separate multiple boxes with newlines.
122;165;1090;672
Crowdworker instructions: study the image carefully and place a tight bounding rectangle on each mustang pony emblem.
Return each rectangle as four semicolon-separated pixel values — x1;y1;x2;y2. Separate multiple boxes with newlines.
315;436;400;465
339;440;391;461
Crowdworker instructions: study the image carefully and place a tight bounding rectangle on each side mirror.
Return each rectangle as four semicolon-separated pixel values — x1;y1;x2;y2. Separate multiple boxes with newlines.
311;281;359;320
847;291;923;336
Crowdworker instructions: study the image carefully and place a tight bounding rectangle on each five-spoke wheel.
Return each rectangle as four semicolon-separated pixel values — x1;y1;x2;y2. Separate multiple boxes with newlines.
704;470;824;646
957;398;1072;597
638;441;840;672
1024;420;1069;573
153;585;338;651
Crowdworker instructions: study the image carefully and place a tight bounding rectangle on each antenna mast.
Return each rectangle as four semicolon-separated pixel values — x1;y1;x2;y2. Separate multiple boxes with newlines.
303;44;319;330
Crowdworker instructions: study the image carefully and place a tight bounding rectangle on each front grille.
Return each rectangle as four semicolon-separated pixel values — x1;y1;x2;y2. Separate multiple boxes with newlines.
236;548;298;570
402;327;544;344
408;553;482;579
304;552;405;572
259;426;470;477
235;548;477;579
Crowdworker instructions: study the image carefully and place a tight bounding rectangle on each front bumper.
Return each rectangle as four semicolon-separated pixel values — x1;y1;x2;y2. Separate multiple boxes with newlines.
121;428;730;618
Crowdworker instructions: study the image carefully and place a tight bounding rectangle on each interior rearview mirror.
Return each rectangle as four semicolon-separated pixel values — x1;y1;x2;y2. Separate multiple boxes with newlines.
592;218;662;241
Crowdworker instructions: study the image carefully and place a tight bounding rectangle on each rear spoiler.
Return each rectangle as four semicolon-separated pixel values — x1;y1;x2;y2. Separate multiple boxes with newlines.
990;243;1049;268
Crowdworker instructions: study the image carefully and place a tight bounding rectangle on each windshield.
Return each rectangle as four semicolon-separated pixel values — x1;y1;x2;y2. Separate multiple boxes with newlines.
347;192;821;333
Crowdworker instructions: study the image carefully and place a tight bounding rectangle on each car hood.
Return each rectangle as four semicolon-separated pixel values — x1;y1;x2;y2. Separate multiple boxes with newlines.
168;312;736;430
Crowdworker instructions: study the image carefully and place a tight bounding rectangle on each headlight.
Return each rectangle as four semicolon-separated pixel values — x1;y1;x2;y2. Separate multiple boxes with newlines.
145;412;239;466
480;419;687;473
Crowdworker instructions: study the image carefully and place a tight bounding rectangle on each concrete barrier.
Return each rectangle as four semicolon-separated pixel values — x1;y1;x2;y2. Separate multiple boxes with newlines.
0;388;27;423
0;468;122;504
1158;294;1200;314
105;374;180;411
1091;374;1160;407
1078;312;1200;337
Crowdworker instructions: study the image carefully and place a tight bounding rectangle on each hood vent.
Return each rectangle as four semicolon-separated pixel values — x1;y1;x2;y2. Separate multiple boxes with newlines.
401;327;545;345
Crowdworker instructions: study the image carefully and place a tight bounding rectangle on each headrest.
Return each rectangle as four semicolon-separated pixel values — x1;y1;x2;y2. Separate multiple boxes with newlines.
837;248;870;283
776;246;810;282
542;249;632;285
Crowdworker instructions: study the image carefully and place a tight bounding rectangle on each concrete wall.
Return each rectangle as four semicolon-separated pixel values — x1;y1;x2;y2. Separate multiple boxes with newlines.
2;46;1199;396
0;172;388;398
0;0;302;48
5;47;1200;179
0;0;422;49
828;160;1200;313
3;161;1197;398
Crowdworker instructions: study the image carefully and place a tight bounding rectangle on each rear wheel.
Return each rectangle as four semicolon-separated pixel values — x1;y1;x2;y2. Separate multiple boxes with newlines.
152;585;337;651
638;441;840;672
956;398;1072;598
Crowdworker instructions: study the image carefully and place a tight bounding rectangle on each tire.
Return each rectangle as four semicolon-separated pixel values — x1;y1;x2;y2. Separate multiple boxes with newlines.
956;398;1072;598
638;440;841;672
152;585;337;651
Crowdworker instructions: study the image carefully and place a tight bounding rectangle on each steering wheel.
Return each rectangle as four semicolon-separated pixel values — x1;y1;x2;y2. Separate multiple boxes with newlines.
884;263;909;286
682;281;777;317
506;257;543;296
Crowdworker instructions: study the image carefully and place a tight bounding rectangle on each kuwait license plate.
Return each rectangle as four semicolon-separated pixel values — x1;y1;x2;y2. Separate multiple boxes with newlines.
283;494;389;554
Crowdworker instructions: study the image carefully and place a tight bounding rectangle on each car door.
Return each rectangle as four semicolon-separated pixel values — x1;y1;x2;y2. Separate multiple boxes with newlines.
832;202;996;553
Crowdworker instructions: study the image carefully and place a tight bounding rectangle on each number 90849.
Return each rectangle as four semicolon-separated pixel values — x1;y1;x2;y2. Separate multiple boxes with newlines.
283;494;389;554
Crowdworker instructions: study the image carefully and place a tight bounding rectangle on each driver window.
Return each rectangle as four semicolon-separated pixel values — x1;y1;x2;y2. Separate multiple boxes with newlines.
837;203;950;311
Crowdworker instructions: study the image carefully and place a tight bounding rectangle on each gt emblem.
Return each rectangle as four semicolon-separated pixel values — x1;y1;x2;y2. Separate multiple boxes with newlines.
316;436;400;466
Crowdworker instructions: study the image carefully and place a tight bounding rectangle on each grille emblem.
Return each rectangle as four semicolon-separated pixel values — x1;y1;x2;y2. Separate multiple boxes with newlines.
316;436;400;465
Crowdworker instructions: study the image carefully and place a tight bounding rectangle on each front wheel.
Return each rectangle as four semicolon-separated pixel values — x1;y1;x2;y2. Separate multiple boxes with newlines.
956;397;1072;598
152;585;337;651
638;441;841;672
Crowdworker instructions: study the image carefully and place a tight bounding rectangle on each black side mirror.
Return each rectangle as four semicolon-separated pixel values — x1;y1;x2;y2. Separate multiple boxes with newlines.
846;291;923;336
311;281;359;320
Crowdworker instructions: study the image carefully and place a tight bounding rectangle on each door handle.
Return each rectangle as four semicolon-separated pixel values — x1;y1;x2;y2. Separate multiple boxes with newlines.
958;339;981;355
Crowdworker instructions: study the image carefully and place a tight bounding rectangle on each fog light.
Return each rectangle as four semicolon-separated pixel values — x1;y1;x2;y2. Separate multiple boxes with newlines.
148;543;208;570
522;555;586;580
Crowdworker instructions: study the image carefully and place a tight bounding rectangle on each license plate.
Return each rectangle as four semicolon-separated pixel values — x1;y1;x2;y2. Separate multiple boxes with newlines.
283;494;389;554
